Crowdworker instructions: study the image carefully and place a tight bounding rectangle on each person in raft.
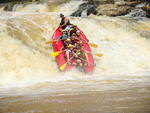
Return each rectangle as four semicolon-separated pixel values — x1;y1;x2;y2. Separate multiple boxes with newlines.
59;13;72;31
59;30;69;40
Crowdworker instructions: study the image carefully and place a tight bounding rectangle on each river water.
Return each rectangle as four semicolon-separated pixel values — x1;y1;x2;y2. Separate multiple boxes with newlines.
0;0;150;113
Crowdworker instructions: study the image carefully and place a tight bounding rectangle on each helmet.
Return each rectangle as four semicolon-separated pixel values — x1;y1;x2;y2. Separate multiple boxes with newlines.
66;38;71;41
79;63;83;66
72;62;77;66
77;41;82;44
61;30;65;32
77;30;80;33
74;54;78;58
62;31;67;34
60;13;64;17
76;59;81;63
84;63;88;66
68;44;74;48
77;52;81;55
72;33;76;36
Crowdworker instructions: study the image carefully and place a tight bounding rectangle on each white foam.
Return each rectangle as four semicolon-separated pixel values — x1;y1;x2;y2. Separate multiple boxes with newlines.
0;1;150;88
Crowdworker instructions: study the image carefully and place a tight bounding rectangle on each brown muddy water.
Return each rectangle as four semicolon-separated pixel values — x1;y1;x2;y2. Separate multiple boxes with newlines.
0;77;150;113
0;0;150;113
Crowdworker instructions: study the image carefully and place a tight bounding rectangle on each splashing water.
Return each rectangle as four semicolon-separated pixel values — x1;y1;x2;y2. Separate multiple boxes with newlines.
0;0;149;88
0;0;150;113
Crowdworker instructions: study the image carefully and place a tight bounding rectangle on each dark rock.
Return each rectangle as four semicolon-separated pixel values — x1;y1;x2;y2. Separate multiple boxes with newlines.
4;2;16;11
71;1;99;17
71;0;115;17
142;6;150;18
3;0;39;11
96;4;133;16
71;0;147;17
126;8;147;18
86;0;114;4
0;0;33;3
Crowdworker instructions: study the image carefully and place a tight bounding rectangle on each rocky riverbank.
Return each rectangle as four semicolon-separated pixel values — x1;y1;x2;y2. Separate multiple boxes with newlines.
0;0;149;18
0;0;36;11
71;0;150;18
0;0;70;11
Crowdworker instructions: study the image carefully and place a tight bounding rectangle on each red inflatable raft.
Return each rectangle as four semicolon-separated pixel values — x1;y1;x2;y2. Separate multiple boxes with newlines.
52;26;95;73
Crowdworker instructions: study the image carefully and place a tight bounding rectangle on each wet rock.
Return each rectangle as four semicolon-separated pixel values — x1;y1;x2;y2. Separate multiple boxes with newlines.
71;0;134;17
87;0;114;4
71;1;98;17
114;0;125;5
71;0;150;18
0;0;38;3
3;0;39;11
126;8;147;18
96;4;132;16
124;1;141;7
71;0;115;17
142;6;150;18
3;3;15;11
124;1;150;18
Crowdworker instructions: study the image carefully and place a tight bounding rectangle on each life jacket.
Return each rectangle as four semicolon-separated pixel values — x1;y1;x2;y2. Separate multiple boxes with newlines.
67;44;74;48
71;36;79;43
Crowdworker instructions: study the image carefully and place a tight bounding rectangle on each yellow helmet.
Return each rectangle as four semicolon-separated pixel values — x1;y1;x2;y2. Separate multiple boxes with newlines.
61;30;64;32
77;52;81;55
66;38;71;41
77;41;82;44
68;44;74;48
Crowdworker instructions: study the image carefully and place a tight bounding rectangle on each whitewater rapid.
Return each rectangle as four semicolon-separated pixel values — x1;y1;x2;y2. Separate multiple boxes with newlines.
0;1;150;113
0;0;150;88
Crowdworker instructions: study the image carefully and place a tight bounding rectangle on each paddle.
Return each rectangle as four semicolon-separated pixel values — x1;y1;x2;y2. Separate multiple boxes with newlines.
46;40;98;49
59;52;103;71
46;25;99;48
59;51;103;71
45;27;62;44
59;52;77;71
45;40;56;44
45;37;68;44
84;50;103;57
45;35;72;45
51;51;62;57
89;43;98;48
60;63;67;71
94;53;103;57
46;33;98;48
51;50;103;58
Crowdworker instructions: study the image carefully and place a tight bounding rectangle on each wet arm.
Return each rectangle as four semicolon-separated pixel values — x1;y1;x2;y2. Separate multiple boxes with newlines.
60;18;68;27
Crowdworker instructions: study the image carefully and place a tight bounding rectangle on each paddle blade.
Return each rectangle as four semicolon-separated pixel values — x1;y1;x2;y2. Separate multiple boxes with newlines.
60;63;67;71
95;53;103;57
51;51;62;57
89;43;98;48
45;40;55;44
